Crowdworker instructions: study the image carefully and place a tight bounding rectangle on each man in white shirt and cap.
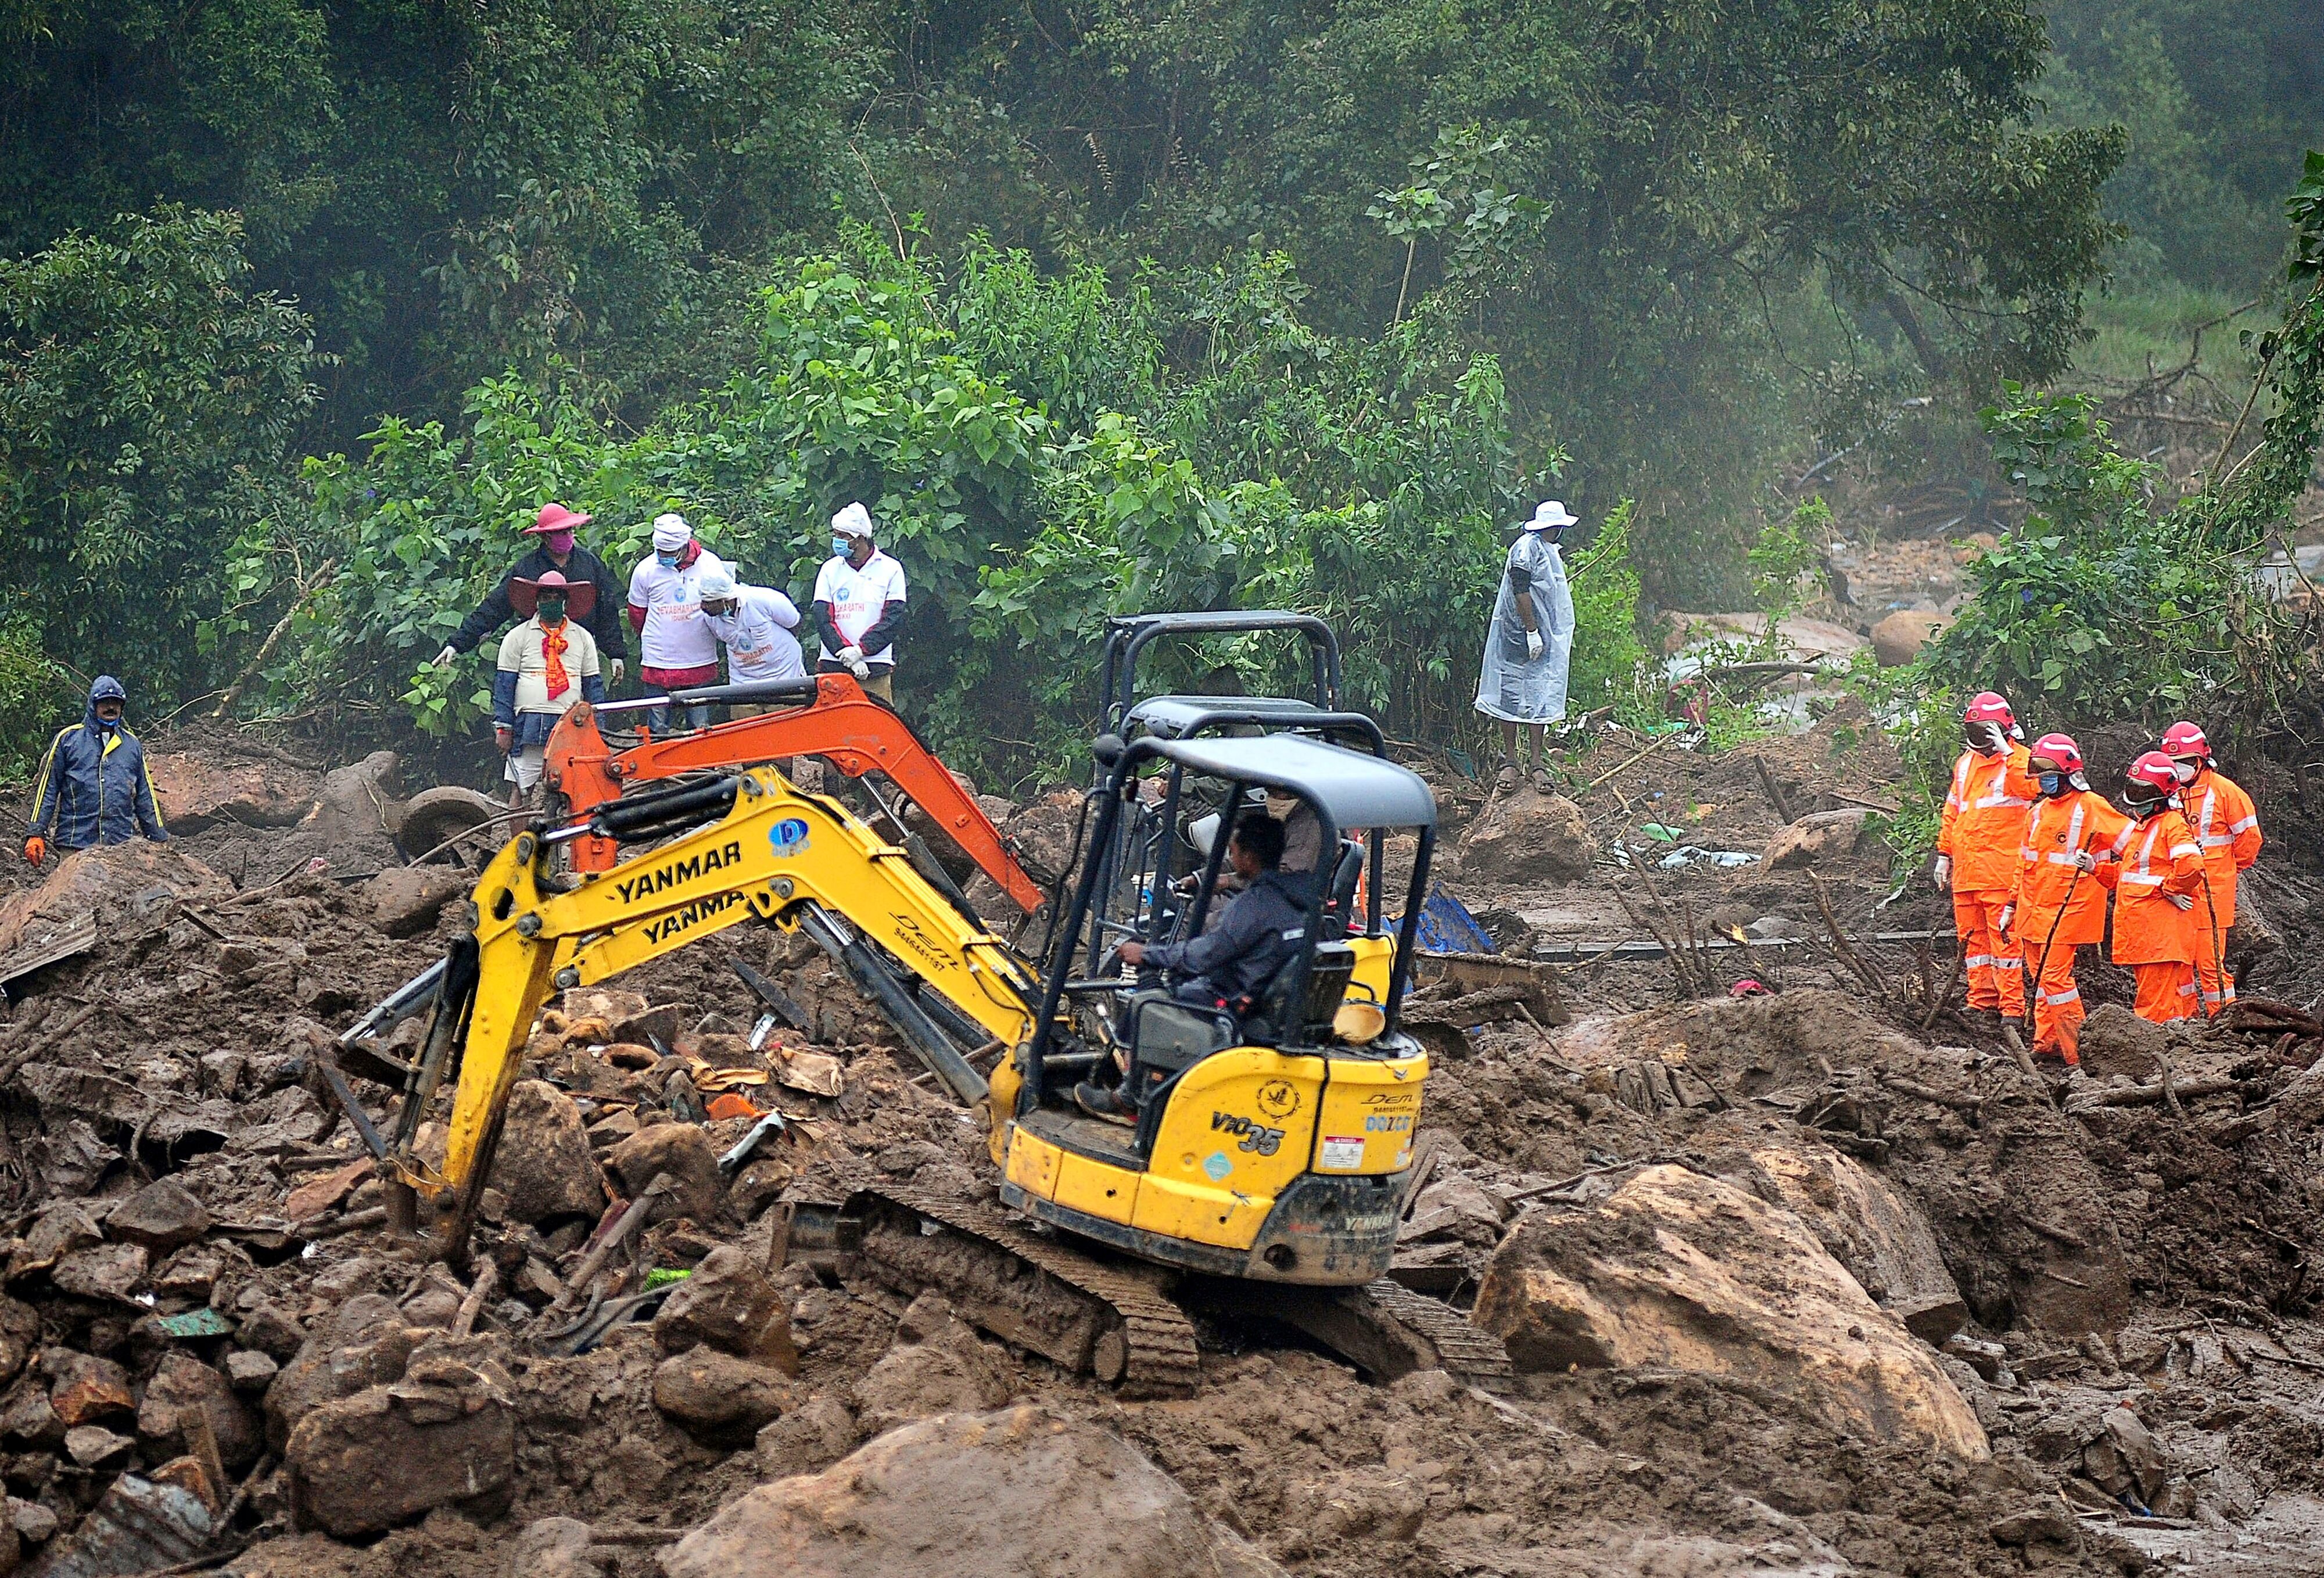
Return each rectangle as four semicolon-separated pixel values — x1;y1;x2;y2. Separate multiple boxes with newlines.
1474;499;1578;792
698;566;806;709
625;511;729;732
812;502;907;705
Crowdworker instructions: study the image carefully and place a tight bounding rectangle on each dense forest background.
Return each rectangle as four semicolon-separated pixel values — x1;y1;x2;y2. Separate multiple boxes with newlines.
1;0;2320;788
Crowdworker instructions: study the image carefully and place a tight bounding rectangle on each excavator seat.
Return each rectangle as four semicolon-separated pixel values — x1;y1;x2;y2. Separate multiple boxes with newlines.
1317;840;1363;941
1243;941;1357;1048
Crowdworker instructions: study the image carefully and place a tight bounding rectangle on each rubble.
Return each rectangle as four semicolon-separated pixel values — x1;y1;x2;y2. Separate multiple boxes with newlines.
0;721;2314;1575
1454;787;1591;884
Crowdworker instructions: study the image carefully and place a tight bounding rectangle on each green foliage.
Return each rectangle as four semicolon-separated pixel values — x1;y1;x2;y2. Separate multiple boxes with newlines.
1563;503;1657;727
0;616;69;782
0;206;317;716
1749;499;1834;629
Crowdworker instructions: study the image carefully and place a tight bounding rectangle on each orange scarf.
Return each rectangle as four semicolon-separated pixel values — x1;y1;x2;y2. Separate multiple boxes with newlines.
541;619;571;701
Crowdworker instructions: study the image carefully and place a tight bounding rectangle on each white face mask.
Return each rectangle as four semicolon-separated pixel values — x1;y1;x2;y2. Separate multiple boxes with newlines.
2172;759;2199;785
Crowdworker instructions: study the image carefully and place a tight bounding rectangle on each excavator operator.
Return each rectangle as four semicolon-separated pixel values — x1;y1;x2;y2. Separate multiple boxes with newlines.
1081;811;1307;1122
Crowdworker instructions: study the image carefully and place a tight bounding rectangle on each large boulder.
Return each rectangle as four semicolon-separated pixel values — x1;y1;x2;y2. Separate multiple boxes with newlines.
1764;809;1873;871
0;842;232;956
363;865;471;938
284;1350;515;1538
137;1353;262;1469
1733;1138;1967;1343
144;752;315;833
1871;610;1953;668
662;1405;1283;1578
654;1246;795;1364
263;1293;418;1453
652;1349;795;1446
2076;1003;2168;1082
1456;789;1592;886
292;750;406;863
1473;1164;1988;1458
488;1081;605;1225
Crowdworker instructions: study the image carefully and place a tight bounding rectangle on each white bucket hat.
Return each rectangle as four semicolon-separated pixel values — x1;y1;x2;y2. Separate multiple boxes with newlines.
1524;500;1579;532
651;512;690;552
831;501;874;540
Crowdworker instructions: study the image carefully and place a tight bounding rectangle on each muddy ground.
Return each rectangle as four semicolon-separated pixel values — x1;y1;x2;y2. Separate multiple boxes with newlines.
0;718;2318;1576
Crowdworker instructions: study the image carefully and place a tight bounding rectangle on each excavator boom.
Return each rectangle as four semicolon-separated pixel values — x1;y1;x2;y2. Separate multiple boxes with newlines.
380;768;1040;1254
542;675;1045;912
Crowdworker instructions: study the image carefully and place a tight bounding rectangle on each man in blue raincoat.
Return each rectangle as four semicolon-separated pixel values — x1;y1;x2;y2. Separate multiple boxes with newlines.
23;676;168;863
1475;500;1578;791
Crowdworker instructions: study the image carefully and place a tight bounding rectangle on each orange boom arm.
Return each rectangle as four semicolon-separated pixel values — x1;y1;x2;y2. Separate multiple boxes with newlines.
541;675;1044;911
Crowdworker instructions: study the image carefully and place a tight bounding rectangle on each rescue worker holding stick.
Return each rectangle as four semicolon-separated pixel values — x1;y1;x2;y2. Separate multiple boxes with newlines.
2096;752;2208;1025
2159;722;2261;1013
1933;691;2036;1031
2001;733;2128;1067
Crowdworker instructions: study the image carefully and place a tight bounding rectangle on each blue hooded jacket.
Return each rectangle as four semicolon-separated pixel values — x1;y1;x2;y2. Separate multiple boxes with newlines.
27;678;168;850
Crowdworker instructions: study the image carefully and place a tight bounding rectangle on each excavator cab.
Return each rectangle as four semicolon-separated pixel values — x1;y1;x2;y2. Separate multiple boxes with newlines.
1085;611;1395;975
988;731;1436;1286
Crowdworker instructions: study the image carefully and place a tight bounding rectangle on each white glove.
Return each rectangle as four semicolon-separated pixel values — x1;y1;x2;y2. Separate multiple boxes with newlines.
608;658;625;685
1996;904;2014;937
839;644;869;679
1932;855;1952;891
2072;850;2099;873
432;644;458;668
2168;892;2195;911
1525;628;1545;662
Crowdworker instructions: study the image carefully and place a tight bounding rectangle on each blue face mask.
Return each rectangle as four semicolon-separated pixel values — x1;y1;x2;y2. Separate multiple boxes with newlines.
657;548;680;568
832;537;853;558
2037;771;2066;798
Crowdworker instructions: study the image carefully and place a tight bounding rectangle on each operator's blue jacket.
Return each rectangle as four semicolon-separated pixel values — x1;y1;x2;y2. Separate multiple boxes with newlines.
28;690;168;851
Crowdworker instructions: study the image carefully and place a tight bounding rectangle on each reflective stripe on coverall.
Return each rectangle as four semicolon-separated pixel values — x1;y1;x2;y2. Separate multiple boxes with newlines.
2183;767;2261;1010
2099;808;2206;1024
1936;741;2036;1016
2010;791;2130;1064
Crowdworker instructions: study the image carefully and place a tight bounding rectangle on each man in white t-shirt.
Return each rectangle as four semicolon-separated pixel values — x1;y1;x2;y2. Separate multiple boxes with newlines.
698;566;806;707
625;512;729;731
810;502;907;705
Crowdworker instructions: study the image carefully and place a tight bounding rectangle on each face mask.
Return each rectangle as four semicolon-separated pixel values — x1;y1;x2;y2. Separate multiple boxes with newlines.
2037;771;2066;798
537;600;566;626
832;537;853;558
2172;759;2198;785
657;549;680;568
2124;793;2162;819
541;529;575;555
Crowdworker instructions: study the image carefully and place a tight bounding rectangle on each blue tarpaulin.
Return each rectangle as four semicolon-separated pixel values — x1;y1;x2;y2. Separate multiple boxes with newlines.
1412;883;1496;955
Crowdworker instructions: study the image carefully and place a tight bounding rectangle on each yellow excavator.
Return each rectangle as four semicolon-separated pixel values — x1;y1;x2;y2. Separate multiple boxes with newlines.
338;730;1507;1394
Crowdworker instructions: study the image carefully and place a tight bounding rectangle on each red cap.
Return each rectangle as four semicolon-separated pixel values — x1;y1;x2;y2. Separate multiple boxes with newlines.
526;503;591;536
2125;751;2179;795
1964;691;2015;728
2160;721;2210;759
2029;732;2084;775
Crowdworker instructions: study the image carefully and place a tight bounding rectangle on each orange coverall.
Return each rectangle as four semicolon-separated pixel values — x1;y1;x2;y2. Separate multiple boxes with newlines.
1936;740;2038;1018
2009;790;2129;1064
2097;808;2207;1024
2181;766;2262;1011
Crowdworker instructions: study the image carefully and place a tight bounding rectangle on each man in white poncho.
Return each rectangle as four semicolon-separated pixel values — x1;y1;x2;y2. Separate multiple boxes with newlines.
1473;499;1577;791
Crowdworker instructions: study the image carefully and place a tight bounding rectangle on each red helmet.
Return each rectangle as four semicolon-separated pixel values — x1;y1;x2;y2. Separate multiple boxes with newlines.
526;502;591;535
2125;752;2179;796
2159;721;2210;760
1964;691;2015;728
2029;732;2084;775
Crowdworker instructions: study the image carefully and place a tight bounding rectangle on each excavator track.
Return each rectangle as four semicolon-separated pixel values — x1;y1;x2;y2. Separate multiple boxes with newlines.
837;1185;1203;1399
1193;1275;1514;1393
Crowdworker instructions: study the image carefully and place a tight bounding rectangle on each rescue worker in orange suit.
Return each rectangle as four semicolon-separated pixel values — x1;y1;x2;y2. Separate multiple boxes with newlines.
2095;752;2207;1025
1934;691;2036;1027
2158;722;2261;1013
2000;733;2127;1067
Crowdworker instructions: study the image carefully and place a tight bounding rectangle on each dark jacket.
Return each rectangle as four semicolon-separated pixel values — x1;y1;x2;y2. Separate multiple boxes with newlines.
1146;870;1313;1003
28;695;167;851
449;544;628;662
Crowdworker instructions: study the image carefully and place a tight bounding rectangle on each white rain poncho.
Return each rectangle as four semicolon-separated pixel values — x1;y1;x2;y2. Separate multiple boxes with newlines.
1473;525;1575;724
